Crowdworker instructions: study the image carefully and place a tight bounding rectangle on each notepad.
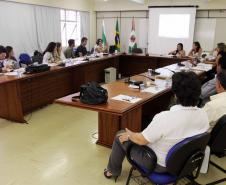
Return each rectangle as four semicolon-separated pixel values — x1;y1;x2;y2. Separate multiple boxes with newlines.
111;94;142;103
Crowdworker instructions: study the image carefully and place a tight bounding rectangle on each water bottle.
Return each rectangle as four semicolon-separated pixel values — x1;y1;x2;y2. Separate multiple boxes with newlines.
148;69;152;77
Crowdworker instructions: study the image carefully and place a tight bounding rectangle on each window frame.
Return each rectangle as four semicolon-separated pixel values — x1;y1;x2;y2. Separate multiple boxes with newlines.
60;9;81;47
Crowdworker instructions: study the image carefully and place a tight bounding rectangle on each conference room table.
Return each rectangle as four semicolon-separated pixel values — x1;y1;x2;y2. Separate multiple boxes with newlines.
55;62;211;147
0;53;188;123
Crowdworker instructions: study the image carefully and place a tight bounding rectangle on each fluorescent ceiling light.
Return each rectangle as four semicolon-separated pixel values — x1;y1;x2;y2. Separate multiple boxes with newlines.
130;0;145;4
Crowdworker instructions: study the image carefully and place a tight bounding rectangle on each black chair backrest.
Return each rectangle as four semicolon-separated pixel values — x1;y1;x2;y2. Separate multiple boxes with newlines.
90;47;94;54
32;55;43;64
132;48;143;54
208;115;226;154
166;132;210;176
109;45;116;54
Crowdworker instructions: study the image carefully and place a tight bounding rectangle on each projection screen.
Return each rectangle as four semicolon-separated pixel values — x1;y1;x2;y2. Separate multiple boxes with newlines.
148;7;197;55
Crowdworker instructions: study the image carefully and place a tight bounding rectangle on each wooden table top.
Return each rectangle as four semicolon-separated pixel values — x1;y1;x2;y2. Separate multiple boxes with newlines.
0;53;188;85
55;62;211;116
0;54;121;85
55;74;170;116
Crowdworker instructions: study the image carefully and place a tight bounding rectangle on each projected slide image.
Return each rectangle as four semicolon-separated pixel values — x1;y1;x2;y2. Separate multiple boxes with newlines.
158;14;190;38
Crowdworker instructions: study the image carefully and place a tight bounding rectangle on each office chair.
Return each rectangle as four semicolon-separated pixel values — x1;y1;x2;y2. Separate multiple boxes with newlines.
206;115;226;185
132;48;143;54
32;51;43;64
109;45;116;54
19;53;32;67
90;47;94;54
126;132;210;185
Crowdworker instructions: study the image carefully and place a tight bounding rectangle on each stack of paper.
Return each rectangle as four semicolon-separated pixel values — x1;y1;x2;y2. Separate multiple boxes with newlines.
111;94;142;103
192;63;212;72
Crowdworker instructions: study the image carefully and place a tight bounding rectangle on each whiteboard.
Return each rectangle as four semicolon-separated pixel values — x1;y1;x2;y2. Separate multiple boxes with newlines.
194;18;216;52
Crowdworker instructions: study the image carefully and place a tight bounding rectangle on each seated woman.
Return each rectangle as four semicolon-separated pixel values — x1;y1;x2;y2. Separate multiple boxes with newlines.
5;46;19;69
94;39;108;54
104;71;209;182
188;41;202;58
211;43;226;65
55;42;66;61
43;42;57;64
169;43;186;58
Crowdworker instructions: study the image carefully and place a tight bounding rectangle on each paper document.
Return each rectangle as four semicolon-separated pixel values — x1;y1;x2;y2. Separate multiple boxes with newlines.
155;68;174;78
72;57;86;61
192;63;212;72
111;94;142;103
5;71;18;76
48;63;58;67
142;86;166;94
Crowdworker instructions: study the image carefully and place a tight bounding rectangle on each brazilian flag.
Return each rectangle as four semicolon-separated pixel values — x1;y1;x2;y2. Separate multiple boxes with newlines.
115;19;120;52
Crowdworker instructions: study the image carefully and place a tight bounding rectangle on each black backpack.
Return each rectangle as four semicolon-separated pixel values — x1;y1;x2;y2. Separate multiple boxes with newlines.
80;82;108;105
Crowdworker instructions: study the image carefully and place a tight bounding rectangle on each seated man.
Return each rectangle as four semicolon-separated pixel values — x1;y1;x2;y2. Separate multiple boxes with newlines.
104;72;209;181
64;39;75;59
200;53;226;106
75;37;88;57
203;70;226;131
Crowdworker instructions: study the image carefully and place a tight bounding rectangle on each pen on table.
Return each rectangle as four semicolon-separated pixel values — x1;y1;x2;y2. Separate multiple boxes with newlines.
122;99;131;102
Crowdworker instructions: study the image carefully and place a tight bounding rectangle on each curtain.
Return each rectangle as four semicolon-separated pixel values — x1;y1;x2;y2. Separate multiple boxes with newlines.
80;11;90;50
0;1;38;57
34;6;61;52
0;1;90;58
0;1;61;58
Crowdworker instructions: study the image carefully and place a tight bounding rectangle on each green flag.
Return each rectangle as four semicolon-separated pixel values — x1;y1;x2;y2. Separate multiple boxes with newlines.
102;20;107;47
129;17;137;53
115;19;120;52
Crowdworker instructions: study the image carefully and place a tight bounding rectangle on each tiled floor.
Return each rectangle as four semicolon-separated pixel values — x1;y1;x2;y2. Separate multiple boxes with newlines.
0;104;225;185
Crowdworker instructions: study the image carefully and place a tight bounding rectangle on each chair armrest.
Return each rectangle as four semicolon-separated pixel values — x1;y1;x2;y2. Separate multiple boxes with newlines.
126;143;157;177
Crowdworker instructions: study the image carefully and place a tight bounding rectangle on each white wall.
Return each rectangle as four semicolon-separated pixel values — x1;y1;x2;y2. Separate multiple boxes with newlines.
94;0;226;11
94;0;226;53
96;9;226;53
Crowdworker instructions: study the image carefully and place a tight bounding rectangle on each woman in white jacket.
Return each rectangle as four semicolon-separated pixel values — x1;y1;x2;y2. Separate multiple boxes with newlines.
43;42;57;64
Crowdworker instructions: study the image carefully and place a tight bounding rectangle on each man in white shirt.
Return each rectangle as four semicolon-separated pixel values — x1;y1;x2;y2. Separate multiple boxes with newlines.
104;72;209;180
203;70;226;131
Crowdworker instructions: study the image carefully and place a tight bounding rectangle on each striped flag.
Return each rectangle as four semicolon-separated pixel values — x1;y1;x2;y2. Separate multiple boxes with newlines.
115;18;120;52
102;20;107;47
129;17;137;53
